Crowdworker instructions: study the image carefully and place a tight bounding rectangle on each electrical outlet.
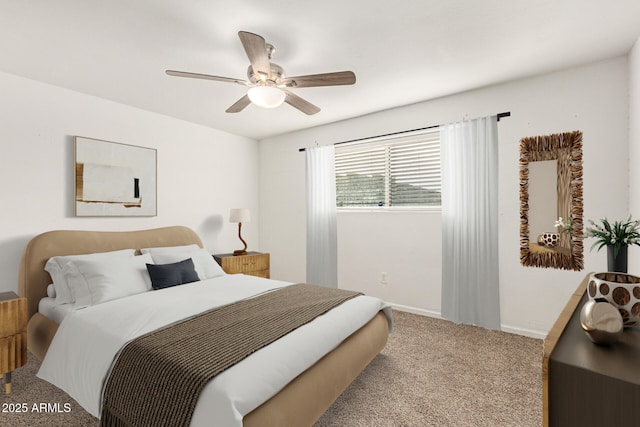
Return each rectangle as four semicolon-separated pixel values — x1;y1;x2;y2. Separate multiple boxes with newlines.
380;272;388;285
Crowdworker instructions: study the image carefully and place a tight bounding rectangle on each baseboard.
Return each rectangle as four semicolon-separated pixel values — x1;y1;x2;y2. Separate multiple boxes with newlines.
390;303;547;340
389;303;442;319
500;325;547;340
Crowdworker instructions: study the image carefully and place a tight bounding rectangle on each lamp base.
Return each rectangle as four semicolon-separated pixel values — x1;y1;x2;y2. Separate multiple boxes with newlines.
233;221;248;256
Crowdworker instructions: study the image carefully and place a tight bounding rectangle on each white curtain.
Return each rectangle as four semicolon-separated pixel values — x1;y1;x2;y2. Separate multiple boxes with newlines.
306;145;338;287
440;116;500;330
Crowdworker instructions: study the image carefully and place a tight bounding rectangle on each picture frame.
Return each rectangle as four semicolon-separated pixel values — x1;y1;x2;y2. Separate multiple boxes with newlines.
74;136;157;217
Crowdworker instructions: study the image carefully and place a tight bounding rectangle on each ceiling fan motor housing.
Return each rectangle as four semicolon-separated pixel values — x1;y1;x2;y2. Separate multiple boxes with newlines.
247;63;284;86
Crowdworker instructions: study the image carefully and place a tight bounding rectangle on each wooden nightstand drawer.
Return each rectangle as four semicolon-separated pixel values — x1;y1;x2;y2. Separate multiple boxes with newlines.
0;334;27;373
213;252;270;278
0;292;27;394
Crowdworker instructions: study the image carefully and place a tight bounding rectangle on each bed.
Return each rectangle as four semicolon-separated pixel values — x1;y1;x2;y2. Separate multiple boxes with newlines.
18;226;391;426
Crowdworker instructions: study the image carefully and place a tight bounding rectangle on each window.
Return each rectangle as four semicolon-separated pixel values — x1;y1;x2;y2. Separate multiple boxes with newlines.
335;129;441;208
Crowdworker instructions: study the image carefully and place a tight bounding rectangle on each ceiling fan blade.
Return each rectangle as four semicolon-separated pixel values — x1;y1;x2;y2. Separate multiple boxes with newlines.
281;71;356;88
166;70;248;86
238;31;271;80
283;90;320;115
225;95;251;113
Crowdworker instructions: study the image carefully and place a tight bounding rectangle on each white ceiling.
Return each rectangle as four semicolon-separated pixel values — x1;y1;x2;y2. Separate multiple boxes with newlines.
1;1;639;140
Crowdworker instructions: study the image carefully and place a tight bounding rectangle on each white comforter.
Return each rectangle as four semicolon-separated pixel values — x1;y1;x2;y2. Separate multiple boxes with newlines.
38;274;391;426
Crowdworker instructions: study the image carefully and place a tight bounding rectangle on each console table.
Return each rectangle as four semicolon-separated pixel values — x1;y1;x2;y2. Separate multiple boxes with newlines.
543;273;640;426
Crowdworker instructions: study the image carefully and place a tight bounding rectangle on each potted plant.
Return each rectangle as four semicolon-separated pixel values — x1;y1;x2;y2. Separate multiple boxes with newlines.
585;216;640;272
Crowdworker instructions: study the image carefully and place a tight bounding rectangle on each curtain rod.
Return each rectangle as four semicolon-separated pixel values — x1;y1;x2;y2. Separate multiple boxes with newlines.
298;111;510;152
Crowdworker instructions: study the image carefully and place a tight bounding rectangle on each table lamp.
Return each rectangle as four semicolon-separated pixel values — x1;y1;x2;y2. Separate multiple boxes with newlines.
229;208;250;256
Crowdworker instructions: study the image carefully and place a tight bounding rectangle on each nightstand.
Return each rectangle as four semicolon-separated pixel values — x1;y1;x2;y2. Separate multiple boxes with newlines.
0;292;27;394
213;252;270;278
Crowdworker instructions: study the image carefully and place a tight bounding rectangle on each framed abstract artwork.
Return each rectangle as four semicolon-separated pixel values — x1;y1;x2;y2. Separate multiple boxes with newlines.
74;136;157;217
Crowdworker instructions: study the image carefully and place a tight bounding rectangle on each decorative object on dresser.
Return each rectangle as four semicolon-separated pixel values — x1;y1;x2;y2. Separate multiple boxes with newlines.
0;292;27;394
229;208;251;255
75;136;157;217
579;297;623;344
585;215;640;273
213;252;270;278
588;272;640;327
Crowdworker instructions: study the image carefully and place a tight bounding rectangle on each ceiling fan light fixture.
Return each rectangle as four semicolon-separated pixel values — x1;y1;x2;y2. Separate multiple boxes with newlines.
247;85;285;109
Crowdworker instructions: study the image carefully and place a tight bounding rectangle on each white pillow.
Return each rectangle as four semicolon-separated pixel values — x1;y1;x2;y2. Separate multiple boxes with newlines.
46;284;56;298
63;253;153;308
45;249;136;305
140;244;200;256
143;246;225;280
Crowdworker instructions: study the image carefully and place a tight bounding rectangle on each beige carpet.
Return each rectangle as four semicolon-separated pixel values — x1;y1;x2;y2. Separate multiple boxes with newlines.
1;310;542;426
316;311;542;426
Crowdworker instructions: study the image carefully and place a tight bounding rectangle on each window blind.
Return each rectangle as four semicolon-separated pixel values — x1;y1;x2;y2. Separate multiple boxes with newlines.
335;130;441;207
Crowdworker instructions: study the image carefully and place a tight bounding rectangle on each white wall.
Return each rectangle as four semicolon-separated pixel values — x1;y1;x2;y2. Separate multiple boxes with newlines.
630;36;640;270
337;210;443;316
0;71;260;293
259;56;630;337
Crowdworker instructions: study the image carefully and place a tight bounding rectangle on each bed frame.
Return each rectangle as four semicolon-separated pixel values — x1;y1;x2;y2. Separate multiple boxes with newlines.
18;226;389;426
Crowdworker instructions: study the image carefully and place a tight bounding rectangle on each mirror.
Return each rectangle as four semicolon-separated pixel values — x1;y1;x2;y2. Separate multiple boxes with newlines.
519;131;583;271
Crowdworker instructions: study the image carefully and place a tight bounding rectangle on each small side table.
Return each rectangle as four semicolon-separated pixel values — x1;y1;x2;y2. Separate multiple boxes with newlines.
213;252;270;278
0;292;27;394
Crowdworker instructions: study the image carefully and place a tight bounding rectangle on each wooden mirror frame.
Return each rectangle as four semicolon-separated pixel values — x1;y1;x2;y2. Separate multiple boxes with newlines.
519;130;584;271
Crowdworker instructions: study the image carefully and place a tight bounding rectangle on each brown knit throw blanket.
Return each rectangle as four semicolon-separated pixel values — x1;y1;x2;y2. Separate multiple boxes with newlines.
101;284;362;427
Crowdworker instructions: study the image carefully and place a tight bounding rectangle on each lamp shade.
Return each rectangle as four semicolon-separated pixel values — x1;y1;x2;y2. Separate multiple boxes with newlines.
229;208;250;223
247;86;285;109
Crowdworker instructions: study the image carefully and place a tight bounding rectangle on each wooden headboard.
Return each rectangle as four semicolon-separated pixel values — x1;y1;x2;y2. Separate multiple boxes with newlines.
18;226;203;320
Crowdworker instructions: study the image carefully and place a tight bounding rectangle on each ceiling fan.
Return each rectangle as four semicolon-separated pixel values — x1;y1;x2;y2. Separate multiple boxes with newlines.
166;31;356;115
